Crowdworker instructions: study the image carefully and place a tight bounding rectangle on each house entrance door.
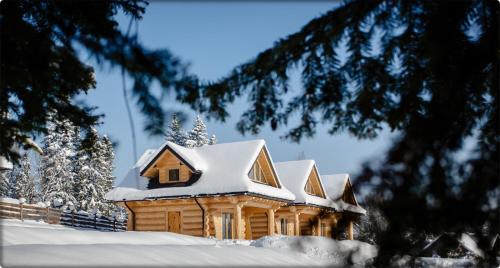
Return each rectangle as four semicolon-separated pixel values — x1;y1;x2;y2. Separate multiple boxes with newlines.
168;211;181;233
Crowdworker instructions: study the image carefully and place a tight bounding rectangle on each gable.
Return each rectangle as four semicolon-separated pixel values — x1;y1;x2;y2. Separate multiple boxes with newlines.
341;179;358;206
304;167;326;198
141;148;195;183
248;148;281;188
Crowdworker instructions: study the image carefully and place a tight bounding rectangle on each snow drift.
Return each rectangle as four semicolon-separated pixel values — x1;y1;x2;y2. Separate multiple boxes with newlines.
252;235;377;266
1;219;377;267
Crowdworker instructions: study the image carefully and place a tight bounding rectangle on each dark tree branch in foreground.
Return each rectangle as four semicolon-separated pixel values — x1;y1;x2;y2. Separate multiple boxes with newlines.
177;0;499;264
0;0;196;162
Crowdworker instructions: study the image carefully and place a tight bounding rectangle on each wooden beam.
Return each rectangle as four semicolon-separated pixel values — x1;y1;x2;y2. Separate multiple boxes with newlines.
317;217;322;236
246;201;273;209
244;214;252;239
234;204;243;239
267;208;275;236
211;210;222;240
347;220;354;240
203;207;210;237
294;212;300;236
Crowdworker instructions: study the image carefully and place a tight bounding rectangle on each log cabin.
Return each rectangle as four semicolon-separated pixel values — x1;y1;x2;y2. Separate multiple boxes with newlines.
106;139;365;240
274;160;335;238
321;174;366;239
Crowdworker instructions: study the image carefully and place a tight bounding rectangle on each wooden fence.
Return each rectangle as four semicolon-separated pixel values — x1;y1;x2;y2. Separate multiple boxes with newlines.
59;210;127;231
0;201;126;232
0;201;61;223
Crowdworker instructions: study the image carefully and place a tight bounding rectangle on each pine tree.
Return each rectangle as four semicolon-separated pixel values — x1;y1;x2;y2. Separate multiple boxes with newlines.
209;134;217;145
0;170;12;197
165;115;187;146
12;153;37;202
186;115;210;148
40;115;77;206
70;124;83;207
99;135;116;216
174;1;498;263
2;0;194;163
74;128;105;212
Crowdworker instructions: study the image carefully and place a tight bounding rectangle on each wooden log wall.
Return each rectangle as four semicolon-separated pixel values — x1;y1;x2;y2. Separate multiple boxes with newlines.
249;212;268;239
300;214;314;236
130;200;204;236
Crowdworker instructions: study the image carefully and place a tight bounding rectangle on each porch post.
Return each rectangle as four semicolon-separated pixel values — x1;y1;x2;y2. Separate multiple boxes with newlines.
234;204;243;239
294;212;300;236
203;209;210;237
317;217;322;236
347;220;354;240
267;208;275;236
244;212;253;239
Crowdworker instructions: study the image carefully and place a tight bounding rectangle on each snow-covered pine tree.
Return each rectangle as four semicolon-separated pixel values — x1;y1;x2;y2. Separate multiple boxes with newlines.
74;128;106;212
12;153;37;202
69;123;88;209
40;115;77;206
99;135;116;216
165;114;187;146
186;115;210;148
209;134;217;145
0;170;12;197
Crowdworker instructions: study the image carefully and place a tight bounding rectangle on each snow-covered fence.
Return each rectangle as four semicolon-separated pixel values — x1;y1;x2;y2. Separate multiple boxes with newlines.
59;210;127;232
0;200;126;231
0;200;61;224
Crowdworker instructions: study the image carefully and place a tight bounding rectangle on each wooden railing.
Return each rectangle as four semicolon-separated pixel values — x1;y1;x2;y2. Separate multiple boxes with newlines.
0;201;126;231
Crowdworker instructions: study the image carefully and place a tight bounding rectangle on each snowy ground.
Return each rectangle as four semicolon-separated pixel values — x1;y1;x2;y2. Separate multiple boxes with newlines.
0;219;376;267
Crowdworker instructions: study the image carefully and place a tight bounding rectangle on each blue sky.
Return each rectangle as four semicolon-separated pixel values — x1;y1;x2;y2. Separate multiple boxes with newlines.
85;2;395;183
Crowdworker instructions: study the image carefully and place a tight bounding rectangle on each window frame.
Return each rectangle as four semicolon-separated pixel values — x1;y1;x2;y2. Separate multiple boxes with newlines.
280;218;288;235
320;223;326;236
221;213;233;239
168;168;180;182
305;180;314;194
249;161;267;184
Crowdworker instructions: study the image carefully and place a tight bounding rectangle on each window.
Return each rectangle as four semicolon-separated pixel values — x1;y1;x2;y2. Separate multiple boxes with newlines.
221;213;233;239
249;161;266;183
280;218;288;235
169;169;179;182
305;180;314;194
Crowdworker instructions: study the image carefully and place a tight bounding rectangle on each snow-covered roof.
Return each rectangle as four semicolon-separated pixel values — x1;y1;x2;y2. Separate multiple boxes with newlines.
321;174;349;201
321;174;366;214
274;160;333;208
140;142;206;174
114;149;156;189
106;140;295;202
0;156;13;170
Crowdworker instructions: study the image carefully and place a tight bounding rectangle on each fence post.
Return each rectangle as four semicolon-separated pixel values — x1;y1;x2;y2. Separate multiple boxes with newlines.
46;207;50;223
19;203;23;221
71;210;75;226
113;217;116;232
94;214;97;229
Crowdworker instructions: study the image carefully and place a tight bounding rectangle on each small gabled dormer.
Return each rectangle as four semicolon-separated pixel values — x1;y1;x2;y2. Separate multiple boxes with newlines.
341;179;359;206
140;144;200;189
248;147;280;188
304;166;327;198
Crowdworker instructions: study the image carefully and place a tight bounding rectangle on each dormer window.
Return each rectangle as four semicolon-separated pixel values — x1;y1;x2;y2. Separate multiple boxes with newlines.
249;161;266;184
169;169;179;182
